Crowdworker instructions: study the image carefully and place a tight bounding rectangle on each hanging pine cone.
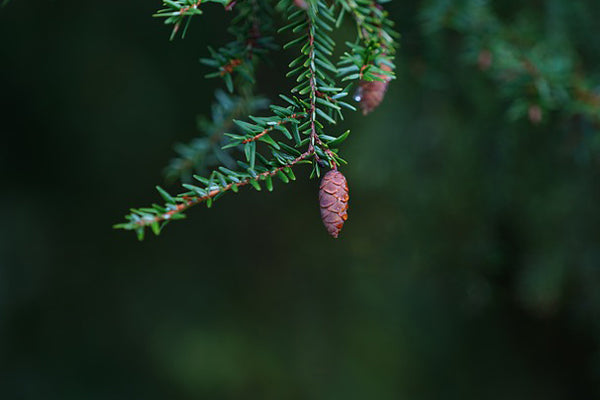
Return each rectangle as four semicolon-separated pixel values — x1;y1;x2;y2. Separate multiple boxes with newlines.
319;170;349;238
356;63;392;115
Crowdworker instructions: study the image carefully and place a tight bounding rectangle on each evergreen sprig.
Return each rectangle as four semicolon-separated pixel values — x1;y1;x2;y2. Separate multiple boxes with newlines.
116;0;399;239
154;0;236;39
200;0;277;91
335;0;398;84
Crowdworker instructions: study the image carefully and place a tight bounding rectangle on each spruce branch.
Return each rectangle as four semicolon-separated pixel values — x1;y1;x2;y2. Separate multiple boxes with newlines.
115;151;311;241
334;0;398;115
306;2;323;161
336;0;397;46
116;0;398;239
201;0;277;91
164;90;269;183
335;0;398;65
155;0;236;39
239;113;305;144
281;0;358;174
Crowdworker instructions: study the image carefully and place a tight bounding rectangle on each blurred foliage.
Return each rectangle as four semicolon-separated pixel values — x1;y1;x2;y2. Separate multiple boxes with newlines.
1;0;600;399
164;90;270;183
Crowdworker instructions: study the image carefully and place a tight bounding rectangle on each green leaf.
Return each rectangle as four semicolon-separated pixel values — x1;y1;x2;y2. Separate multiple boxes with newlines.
284;167;296;181
156;186;175;204
258;134;281;149
265;175;274;191
151;221;161;236
244;141;256;169
136;228;145;241
326;130;350;146
250;179;262;191
277;170;290;183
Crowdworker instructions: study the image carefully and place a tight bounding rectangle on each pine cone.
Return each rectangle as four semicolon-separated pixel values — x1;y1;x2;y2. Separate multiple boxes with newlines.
357;63;392;115
293;0;308;10
319;170;349;238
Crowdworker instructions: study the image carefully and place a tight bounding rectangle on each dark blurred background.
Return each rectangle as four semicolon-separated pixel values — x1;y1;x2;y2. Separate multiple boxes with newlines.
2;1;600;399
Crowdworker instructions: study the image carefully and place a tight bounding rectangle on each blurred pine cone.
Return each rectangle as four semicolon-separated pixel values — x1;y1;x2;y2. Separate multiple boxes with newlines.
319;170;349;238
294;0;308;10
357;63;392;115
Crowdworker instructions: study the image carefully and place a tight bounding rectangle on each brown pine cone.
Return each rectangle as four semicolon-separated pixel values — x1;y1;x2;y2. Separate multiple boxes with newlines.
319;170;349;238
293;0;308;10
357;63;392;115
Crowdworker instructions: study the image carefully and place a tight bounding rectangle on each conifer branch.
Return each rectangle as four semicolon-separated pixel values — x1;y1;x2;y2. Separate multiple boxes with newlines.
155;0;238;39
108;0;599;239
240;113;305;144
335;0;397;116
115;151;311;240
116;0;398;239
336;0;396;46
164;91;269;182
306;4;320;156
201;0;277;91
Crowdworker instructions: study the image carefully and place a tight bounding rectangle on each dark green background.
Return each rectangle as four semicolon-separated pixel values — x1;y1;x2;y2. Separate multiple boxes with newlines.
2;1;600;399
